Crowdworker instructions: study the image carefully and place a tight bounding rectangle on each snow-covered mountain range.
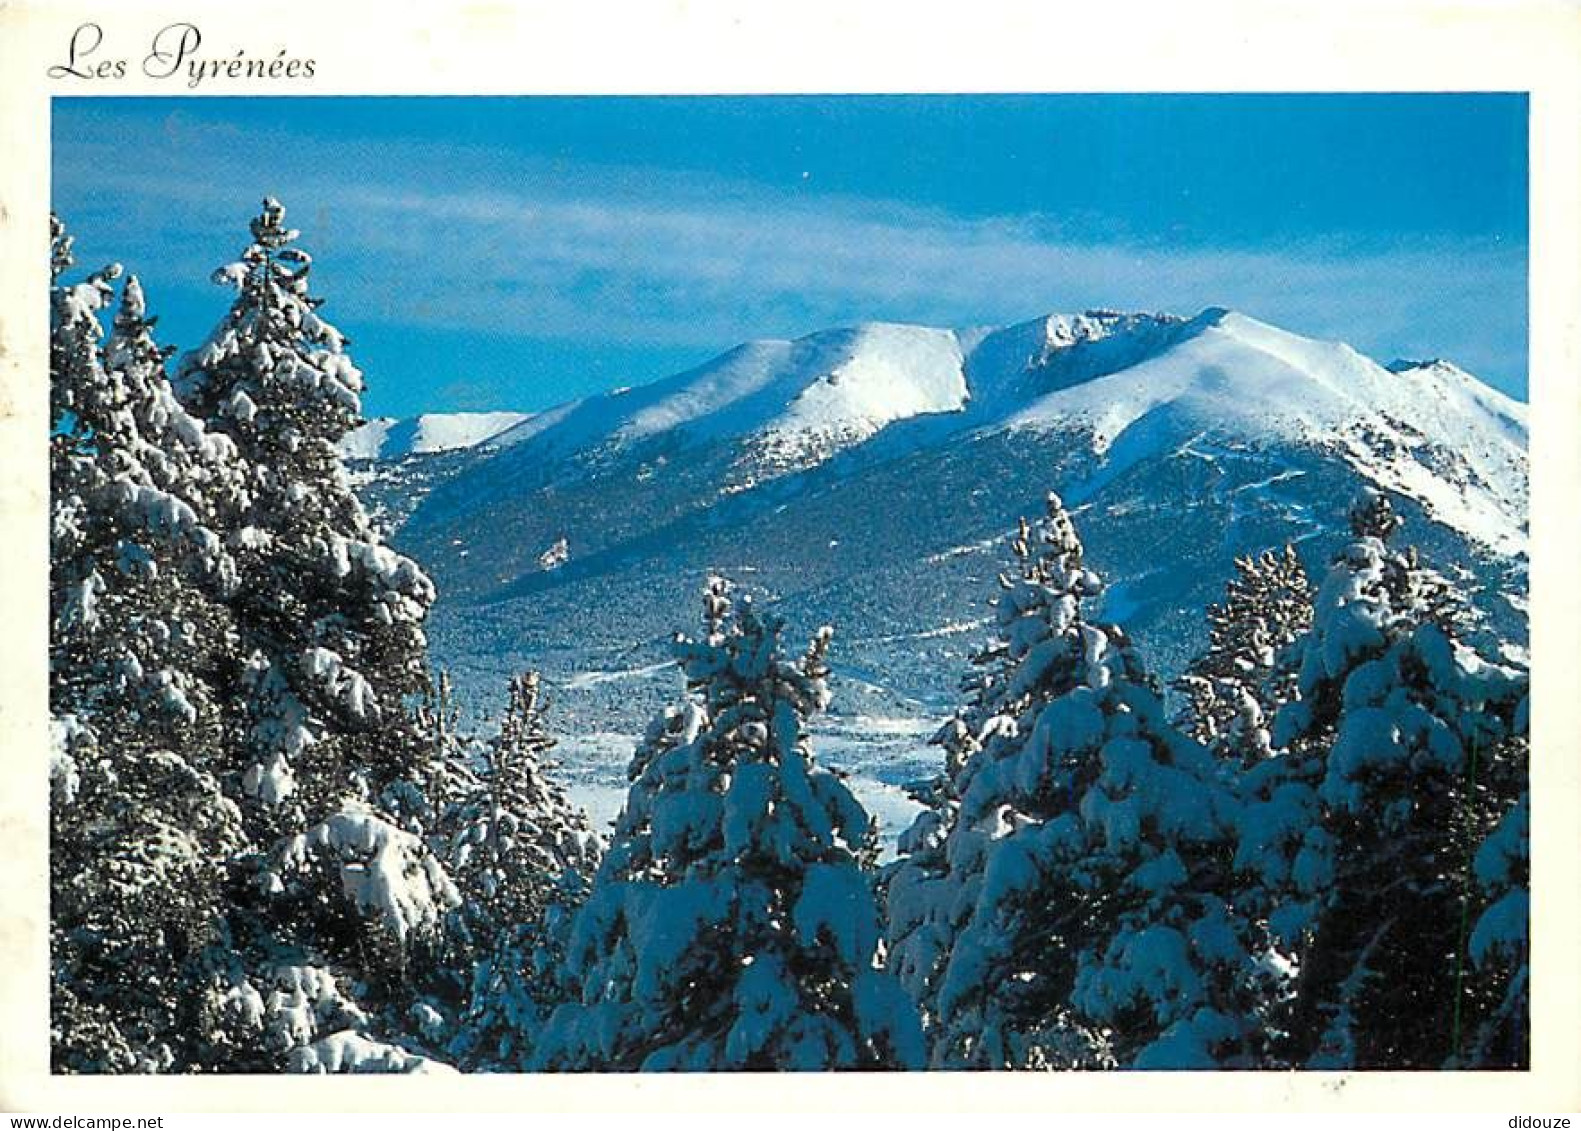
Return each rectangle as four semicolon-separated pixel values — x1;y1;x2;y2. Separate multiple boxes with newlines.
340;411;533;460
347;308;1528;838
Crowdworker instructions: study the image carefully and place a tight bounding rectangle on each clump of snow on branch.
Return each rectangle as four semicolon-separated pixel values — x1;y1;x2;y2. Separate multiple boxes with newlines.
270;803;461;943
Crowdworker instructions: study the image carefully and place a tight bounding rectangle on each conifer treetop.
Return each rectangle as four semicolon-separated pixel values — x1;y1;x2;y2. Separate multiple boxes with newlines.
1348;487;1404;542
50;212;75;281
181;196;363;450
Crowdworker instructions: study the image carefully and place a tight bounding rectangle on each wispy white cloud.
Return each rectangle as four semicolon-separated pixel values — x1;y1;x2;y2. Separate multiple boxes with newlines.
52;110;1527;395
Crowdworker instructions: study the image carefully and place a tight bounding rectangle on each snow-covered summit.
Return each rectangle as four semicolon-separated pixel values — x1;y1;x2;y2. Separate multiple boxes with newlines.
990;310;1526;555
478;322;969;476
1001;310;1517;438
339;411;532;460
961;309;1195;408
1385;357;1527;440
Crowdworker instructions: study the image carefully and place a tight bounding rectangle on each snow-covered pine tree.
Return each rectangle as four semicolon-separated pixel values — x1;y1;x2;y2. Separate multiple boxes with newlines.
177;196;438;829
439;670;603;1070
534;579;923;1071
1174;545;1313;766
1460;773;1528;1068
49;219;250;1072
890;494;1260;1069
412;669;470;822
1239;489;1528;1068
170;199;458;1071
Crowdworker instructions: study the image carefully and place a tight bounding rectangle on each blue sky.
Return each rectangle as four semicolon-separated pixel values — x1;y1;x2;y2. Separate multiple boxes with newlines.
52;95;1528;416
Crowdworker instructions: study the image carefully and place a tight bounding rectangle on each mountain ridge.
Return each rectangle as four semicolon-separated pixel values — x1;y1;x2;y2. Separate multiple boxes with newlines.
389;306;1526;567
340;410;534;461
348;308;1526;508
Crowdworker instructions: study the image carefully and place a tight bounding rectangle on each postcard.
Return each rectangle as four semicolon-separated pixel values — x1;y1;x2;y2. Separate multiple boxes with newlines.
0;0;1576;1116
